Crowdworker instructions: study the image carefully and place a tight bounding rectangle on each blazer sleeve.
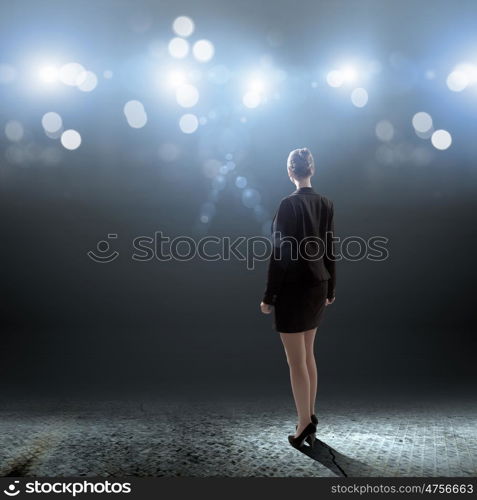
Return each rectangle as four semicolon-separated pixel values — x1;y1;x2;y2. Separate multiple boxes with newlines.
324;202;336;299
262;198;297;305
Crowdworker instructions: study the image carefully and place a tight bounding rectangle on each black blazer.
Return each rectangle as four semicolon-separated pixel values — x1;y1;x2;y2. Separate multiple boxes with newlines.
262;186;336;304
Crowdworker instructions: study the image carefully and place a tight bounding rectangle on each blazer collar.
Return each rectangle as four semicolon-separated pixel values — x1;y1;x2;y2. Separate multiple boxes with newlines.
294;186;315;194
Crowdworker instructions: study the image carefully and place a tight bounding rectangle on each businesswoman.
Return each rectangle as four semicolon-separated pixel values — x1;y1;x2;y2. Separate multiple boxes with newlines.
260;148;336;449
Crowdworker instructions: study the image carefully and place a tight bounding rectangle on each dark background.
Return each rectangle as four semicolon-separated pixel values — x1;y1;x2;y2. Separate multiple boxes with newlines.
1;0;476;402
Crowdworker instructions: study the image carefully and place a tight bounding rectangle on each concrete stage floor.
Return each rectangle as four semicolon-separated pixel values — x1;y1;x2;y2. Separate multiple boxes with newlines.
0;395;475;477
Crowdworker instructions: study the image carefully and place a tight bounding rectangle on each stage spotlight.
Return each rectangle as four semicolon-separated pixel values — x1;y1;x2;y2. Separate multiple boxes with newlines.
242;74;266;108
351;87;368;107
176;83;199;107
168;37;189;59
193;40;214;62
166;69;187;88
412;112;433;133
456;63;477;82
431;129;452;150
327;64;359;88
248;77;266;93
172;16;194;37
59;62;86;86
39;65;59;83
123;100;148;128
179;113;199;133
60;129;81;150
243;91;261;108
41;112;63;133
341;65;357;83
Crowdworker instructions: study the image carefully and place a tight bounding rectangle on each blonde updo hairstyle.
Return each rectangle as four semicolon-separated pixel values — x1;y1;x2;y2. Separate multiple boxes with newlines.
287;147;315;179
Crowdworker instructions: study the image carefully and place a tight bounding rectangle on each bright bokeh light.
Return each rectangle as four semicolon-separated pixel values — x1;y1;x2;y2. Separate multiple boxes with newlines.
326;70;343;88
77;70;98;91
375;120;394;142
39;65;59;83
341;65;357;83
431;129;452;150
176;83;199;107
412;112;433;133
167;69;186;88
193;40;214;62
248;77;265;92
351;87;368;107
200;202;216;221
41;112;63;133
123;100;148;128
455;62;477;80
179;113;199;133
60;129;81;150
447;62;477;92
446;71;469;92
59;62;86;86
243;91;262;108
235;176;247;189
172;16;194;37
327;65;358;88
5;120;24;142
168;37;189;59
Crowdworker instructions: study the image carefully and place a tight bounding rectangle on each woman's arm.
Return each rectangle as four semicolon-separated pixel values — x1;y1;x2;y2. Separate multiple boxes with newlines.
324;202;336;301
262;198;297;305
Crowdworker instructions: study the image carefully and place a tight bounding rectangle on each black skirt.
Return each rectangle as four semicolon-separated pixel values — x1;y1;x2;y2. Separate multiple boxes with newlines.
274;280;329;333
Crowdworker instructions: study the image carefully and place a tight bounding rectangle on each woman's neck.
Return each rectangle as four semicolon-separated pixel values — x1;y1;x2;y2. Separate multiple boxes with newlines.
295;179;312;189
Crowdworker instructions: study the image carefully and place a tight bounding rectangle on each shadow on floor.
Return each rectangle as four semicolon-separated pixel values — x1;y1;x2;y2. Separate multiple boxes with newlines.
298;438;379;477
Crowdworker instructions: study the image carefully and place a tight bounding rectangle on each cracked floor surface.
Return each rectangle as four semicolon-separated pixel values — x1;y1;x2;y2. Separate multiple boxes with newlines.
0;396;475;477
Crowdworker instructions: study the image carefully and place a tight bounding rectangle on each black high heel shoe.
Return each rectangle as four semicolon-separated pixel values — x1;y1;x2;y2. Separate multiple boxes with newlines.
288;422;317;449
296;414;319;445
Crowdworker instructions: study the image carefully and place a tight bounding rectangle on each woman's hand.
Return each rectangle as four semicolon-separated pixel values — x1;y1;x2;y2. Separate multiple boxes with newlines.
325;297;336;306
260;302;273;314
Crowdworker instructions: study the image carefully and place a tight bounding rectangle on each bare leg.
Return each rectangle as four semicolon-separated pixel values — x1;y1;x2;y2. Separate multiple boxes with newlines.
280;332;311;437
304;328;318;416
